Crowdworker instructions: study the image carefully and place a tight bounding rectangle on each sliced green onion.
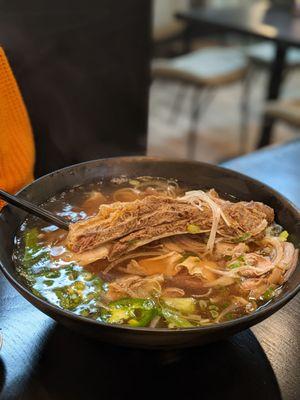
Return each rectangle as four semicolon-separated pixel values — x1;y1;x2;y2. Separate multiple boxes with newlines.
179;251;199;263
74;281;85;291
262;287;275;301
187;224;202;234
44;279;54;287
210;310;219;319
233;232;251;243
228;261;241;269
163;298;196;314
83;272;94;281
279;230;289;242
80;308;90;317
129;179;140;186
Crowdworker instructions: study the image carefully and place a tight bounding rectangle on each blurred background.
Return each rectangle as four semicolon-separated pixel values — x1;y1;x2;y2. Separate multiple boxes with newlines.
1;3;300;399
1;0;300;176
149;0;300;163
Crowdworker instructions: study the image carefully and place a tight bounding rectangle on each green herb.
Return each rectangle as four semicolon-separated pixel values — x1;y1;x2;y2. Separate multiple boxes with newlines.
32;288;44;299
45;270;61;279
23;228;50;269
232;232;251;243
228;261;241;269
44;279;54;287
80;309;90;317
210;310;219;319
86;292;95;301
262;287;275;301
187;224;202;234
225;312;234;320
227;254;245;269
83;272;94;281
160;307;194;328
279;230;289;242
92;277;104;290
74;281;85;291
179;251;199;263
54;287;83;310
163;298;196;314
101;298;156;327
68;270;79;280
129;179;140;186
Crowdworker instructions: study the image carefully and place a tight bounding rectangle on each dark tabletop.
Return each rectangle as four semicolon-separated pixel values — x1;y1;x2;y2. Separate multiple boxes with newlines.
177;1;300;48
1;139;300;400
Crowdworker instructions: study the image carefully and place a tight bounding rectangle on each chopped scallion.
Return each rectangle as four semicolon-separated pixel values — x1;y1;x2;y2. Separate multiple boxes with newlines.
262;287;275;301
233;232;251;243
279;230;289;242
187;224;202;234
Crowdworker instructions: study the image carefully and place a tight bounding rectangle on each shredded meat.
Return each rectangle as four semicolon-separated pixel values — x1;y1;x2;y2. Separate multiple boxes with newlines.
105;274;164;301
66;192;274;261
67;196;205;253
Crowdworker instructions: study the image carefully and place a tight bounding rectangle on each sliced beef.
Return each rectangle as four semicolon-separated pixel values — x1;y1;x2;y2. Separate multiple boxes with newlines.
66;192;274;260
67;196;211;253
109;220;197;260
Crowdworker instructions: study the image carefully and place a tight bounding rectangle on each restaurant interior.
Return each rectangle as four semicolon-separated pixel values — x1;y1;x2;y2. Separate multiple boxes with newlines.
150;0;300;162
0;1;299;400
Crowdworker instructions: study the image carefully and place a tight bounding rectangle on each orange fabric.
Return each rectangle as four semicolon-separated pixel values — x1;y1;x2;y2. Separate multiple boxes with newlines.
0;47;35;208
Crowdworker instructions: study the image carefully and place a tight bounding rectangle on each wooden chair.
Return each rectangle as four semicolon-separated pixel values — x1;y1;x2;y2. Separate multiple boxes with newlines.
152;46;248;159
264;99;300;136
247;42;300;70
241;41;300;147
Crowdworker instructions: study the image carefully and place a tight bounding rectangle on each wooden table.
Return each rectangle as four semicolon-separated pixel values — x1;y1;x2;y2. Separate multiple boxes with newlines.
1;140;300;399
177;1;300;148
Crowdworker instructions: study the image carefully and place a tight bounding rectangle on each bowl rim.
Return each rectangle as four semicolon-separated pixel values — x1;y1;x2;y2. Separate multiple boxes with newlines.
1;155;300;334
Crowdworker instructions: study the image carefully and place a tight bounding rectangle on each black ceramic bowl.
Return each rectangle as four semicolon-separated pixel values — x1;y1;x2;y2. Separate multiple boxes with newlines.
0;157;300;349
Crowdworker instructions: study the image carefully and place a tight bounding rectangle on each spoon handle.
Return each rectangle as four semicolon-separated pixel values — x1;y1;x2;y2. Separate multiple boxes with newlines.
0;189;69;230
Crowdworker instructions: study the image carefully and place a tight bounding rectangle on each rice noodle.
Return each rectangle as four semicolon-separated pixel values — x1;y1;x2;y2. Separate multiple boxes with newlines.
162;287;185;297
180;190;225;252
192;288;212;298
216;303;238;322
184;314;203;322
103;250;165;274
123;251;183;277
203;276;235;287
204;266;240;278
112;188;140;202
263;237;284;266
283;249;299;282
135;178;179;198
250;219;268;236
164;235;208;254
150;315;161;328
107;274;164;300
281;242;297;270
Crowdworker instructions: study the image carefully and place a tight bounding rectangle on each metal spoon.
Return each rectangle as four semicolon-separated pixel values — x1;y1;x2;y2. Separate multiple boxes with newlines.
0;189;69;230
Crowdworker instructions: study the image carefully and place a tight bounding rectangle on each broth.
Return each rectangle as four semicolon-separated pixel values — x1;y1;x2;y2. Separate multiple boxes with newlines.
13;177;298;329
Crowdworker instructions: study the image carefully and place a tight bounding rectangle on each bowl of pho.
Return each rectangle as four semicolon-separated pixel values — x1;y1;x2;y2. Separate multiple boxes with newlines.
0;157;299;348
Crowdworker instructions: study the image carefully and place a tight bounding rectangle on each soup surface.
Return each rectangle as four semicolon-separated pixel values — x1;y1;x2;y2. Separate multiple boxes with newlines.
13;177;298;329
